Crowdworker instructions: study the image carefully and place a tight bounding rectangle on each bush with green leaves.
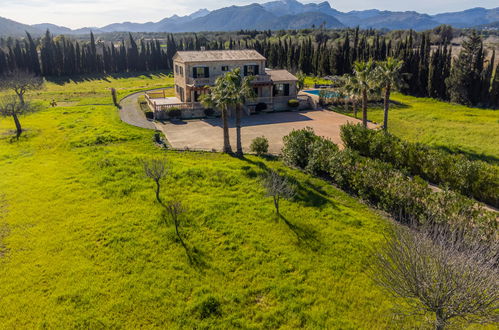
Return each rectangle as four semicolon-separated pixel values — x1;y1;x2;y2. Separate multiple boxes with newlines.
282;128;496;236
287;99;300;108
305;137;339;176
340;123;499;207
281;127;318;169
203;108;214;117
250;136;269;156
168;107;182;119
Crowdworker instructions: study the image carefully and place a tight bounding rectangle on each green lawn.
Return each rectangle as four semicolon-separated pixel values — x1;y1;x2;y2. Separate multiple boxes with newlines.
0;74;408;328
331;93;499;163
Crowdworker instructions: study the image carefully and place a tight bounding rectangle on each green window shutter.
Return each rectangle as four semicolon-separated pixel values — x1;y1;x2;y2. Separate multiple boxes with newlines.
204;67;209;78
284;84;289;96
244;65;248;76
193;67;197;78
255;65;259;75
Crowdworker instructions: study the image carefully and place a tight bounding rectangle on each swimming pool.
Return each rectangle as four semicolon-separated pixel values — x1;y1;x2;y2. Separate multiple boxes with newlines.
303;89;341;98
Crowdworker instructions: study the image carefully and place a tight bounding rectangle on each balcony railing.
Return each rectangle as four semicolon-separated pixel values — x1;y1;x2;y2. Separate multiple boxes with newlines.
187;77;212;86
252;74;271;83
186;73;272;87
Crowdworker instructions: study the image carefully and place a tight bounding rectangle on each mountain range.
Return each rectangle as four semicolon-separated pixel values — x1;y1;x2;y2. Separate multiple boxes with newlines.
1;0;498;37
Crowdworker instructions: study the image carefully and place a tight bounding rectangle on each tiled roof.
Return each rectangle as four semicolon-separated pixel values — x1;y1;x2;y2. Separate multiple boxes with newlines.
174;50;266;62
265;69;298;81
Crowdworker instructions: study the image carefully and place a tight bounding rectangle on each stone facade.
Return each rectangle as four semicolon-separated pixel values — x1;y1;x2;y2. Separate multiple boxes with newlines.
172;50;302;114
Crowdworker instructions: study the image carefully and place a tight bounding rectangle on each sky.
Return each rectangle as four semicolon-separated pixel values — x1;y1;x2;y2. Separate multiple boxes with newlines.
1;0;497;29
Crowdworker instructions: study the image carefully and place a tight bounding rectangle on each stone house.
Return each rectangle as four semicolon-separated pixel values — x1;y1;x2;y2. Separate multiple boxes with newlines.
172;49;301;113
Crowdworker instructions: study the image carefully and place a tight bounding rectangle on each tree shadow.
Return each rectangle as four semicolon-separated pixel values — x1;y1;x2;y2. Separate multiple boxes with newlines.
238;155;272;172
279;214;321;251
287;176;338;209
179;238;210;271
433;145;499;165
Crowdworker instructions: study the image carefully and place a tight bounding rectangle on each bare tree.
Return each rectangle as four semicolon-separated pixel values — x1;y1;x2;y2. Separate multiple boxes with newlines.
371;224;499;330
0;95;40;139
0;70;44;106
263;170;296;216
142;158;169;204
163;199;186;244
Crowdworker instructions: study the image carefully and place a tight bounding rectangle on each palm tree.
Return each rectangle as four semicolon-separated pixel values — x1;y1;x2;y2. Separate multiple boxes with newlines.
341;75;361;118
200;76;233;153
353;60;377;127
225;68;255;156
375;57;404;132
296;73;306;92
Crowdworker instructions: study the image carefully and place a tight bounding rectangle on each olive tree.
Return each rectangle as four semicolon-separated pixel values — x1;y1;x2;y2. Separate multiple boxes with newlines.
263;170;296;216
162;199;187;245
142;157;169;204
0;95;39;139
372;224;499;329
0;70;44;106
0;71;44;138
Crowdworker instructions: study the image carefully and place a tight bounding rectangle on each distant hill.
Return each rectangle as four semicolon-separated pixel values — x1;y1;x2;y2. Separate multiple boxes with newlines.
165;4;277;32
0;1;498;37
31;23;72;35
355;11;439;31
0;16;42;37
432;7;499;28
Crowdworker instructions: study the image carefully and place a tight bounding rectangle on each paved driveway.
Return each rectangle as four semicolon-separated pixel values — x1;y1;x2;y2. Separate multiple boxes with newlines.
155;110;375;154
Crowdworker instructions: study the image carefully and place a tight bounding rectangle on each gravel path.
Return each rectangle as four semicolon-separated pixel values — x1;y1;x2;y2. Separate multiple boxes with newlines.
119;91;155;130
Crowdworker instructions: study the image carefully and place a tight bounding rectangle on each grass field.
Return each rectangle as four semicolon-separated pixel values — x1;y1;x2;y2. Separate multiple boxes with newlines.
0;73;414;328
330;93;499;163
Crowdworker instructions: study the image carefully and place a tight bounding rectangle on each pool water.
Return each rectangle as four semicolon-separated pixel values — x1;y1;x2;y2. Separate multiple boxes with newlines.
303;89;341;98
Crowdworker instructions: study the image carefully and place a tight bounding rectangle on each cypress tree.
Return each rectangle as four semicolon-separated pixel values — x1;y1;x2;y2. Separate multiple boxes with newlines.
446;31;484;106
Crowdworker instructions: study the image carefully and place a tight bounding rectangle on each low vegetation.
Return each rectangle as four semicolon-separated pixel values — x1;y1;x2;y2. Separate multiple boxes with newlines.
340;123;499;207
0;74;409;328
249;136;269;156
282;128;496;237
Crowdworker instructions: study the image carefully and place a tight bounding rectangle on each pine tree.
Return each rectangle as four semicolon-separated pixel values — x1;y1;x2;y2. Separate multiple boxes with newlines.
446;31;484;106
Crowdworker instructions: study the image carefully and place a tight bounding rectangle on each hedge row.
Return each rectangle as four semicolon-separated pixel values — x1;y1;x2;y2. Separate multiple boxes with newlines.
340;124;499;208
282;128;496;236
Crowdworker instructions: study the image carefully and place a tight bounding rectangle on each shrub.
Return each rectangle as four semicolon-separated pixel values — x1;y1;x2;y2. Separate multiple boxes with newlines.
281;127;318;168
167;107;181;119
196;296;222;319
288;99;300;108
282;129;496;236
250;136;269;156
305;137;339;176
340;123;499;207
204;108;214;117
255;102;267;112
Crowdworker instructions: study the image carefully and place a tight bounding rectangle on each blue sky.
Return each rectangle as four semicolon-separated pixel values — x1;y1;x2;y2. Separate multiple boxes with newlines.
2;0;497;29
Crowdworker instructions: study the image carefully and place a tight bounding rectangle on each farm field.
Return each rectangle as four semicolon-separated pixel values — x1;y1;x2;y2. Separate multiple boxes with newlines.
0;74;409;328
331;93;499;163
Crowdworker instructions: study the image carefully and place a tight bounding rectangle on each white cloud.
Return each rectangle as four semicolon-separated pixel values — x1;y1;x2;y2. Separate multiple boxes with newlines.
1;0;497;29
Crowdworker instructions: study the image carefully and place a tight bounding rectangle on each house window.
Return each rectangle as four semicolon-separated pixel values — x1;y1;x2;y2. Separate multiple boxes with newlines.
193;66;209;78
194;91;201;102
273;83;290;97
179;66;184;76
175;64;179;74
244;65;259;76
221;66;229;72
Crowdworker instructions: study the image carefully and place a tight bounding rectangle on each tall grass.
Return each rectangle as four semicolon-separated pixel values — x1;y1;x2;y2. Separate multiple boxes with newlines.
0;74;413;328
